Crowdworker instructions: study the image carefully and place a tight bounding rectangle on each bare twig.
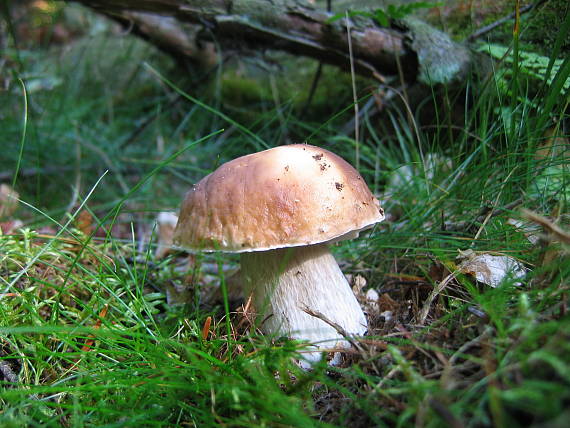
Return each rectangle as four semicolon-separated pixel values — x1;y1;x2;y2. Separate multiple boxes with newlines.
466;1;543;42
301;305;382;373
302;306;363;352
428;398;464;428
418;271;457;325
374;366;401;390
298;0;331;120
522;209;570;245
449;326;493;365
467;306;487;319
299;62;324;119
444;198;524;233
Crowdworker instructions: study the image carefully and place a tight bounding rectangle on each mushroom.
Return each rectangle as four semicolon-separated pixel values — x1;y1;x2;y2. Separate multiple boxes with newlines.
173;144;384;365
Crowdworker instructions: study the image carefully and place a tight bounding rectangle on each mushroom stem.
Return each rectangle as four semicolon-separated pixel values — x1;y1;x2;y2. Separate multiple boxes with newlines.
240;244;367;365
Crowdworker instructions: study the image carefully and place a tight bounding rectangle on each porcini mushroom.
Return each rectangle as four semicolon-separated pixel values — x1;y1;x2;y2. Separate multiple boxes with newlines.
173;144;384;365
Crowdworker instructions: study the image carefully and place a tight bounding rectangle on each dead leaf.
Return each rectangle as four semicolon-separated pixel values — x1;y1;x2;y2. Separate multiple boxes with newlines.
379;293;399;313
348;274;367;296
457;249;528;288
75;209;94;236
201;316;212;340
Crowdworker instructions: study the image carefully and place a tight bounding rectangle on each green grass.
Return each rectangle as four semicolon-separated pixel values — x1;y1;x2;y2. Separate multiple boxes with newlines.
1;3;569;427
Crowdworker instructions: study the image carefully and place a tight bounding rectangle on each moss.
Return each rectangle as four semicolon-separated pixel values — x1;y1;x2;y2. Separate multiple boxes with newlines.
220;74;270;106
212;55;361;123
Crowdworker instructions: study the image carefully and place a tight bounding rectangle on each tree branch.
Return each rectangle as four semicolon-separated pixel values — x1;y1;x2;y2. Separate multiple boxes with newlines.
70;0;474;84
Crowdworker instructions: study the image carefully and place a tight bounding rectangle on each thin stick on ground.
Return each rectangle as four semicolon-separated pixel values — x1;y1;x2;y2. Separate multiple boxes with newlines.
466;1;543;41
428;398;464;428
522;209;570;245
302;306;383;372
302;306;363;352
418;271;458;325
449;326;493;365
444;198;524;232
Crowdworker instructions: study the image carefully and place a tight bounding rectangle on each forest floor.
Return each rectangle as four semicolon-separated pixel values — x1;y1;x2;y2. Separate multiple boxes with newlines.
1;2;569;427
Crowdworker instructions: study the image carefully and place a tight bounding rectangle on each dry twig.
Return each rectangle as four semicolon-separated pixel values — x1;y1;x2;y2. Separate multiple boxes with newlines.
418;272;458;325
466;1;543;42
522;209;570;245
444;198;524;233
302;305;382;373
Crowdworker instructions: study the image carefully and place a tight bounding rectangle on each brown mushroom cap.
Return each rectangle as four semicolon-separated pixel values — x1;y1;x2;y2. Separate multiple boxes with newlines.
173;144;384;252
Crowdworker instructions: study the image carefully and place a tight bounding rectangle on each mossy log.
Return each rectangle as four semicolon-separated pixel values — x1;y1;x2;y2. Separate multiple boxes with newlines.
70;0;474;85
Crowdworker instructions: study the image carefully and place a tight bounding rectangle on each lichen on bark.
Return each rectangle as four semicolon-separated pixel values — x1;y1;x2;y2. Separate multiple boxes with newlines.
400;17;472;85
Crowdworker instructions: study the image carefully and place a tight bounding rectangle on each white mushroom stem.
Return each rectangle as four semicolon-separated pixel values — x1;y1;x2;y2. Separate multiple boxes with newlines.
240;244;367;365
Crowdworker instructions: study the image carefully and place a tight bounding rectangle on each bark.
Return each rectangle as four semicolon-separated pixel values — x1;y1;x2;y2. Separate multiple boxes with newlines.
70;0;474;85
